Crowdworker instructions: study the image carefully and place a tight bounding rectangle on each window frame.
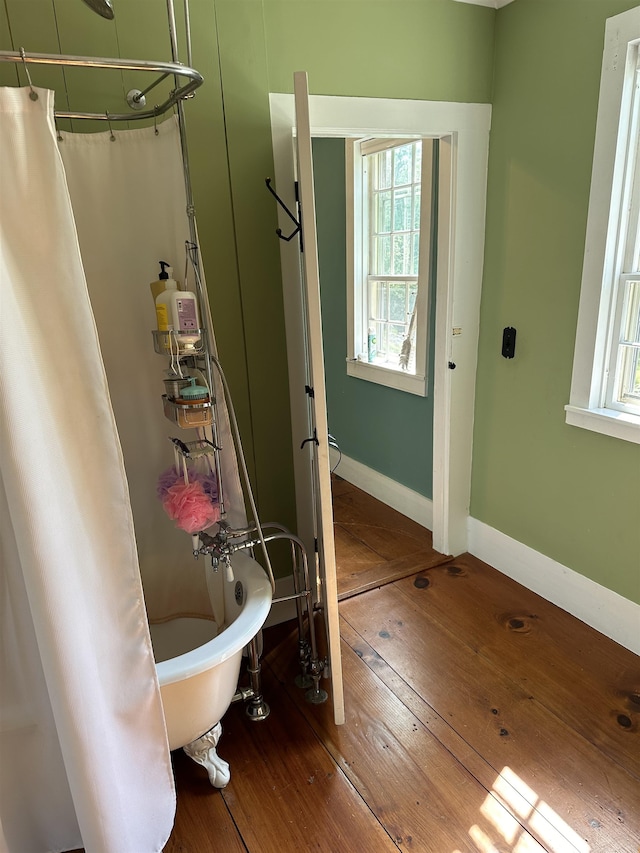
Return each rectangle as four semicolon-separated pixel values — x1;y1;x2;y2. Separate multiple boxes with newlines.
566;7;640;444
346;136;433;397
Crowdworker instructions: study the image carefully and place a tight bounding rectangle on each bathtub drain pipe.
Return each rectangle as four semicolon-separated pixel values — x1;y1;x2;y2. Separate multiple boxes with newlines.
229;635;269;720
244;635;270;720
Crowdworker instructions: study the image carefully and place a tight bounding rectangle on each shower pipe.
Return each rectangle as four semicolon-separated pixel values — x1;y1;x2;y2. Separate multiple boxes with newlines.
0;49;203;123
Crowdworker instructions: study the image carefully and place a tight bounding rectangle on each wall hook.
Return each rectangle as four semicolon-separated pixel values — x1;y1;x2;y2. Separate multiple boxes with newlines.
265;178;301;244
300;428;319;450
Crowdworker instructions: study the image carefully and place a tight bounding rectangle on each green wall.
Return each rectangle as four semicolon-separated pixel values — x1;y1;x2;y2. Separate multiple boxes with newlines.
4;0;636;605
263;0;495;101
0;0;493;578
0;0;296;562
313;137;436;497
473;0;640;604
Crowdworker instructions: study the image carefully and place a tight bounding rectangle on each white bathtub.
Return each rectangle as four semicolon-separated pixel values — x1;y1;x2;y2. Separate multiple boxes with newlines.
150;550;272;753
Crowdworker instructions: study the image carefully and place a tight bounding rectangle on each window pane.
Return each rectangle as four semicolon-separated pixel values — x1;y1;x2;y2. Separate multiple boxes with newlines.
375;235;391;275
369;280;388;321
393;144;412;186
376;190;392;233
379;281;388;320
408;282;418;313
393;186;413;232
632;214;640;272
615;278;640;408
389;282;408;322
412;233;420;276
357;139;425;381
377;150;392;190
392;234;411;275
617;345;640;405
622;278;640;343
377;321;388;356
414;141;422;184
388;323;405;356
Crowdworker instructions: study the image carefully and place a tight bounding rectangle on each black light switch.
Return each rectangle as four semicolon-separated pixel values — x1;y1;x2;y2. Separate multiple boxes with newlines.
502;327;516;359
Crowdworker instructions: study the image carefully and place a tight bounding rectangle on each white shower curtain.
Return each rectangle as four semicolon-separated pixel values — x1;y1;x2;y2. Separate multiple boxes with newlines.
58;112;247;622
0;87;175;851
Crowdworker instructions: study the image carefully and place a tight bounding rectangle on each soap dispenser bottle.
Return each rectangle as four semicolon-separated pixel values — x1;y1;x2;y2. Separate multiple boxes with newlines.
155;268;201;350
150;260;173;302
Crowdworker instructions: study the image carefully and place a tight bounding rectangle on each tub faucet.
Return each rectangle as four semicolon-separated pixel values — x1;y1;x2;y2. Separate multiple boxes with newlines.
192;523;235;580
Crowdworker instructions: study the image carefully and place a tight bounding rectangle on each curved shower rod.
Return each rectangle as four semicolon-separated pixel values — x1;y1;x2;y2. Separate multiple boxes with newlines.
0;48;203;122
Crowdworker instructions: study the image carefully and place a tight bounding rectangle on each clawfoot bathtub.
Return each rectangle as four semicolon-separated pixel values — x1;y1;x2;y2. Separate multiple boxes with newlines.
150;550;272;786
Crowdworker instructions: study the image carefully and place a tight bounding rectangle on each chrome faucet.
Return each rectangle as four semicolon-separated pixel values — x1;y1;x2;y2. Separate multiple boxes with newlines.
192;522;233;571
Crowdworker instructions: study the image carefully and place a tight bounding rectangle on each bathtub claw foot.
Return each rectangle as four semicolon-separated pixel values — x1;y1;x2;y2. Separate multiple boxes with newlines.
183;722;231;788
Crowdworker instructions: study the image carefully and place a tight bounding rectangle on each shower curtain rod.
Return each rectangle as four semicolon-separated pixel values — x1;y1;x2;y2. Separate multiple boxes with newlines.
0;49;203;122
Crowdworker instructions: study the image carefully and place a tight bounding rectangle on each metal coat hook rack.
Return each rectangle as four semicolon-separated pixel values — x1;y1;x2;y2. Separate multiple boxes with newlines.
265;178;302;248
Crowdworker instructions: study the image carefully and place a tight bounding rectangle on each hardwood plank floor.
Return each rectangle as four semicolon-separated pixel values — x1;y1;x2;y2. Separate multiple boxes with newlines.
340;583;640;851
166;556;640;853
332;477;452;599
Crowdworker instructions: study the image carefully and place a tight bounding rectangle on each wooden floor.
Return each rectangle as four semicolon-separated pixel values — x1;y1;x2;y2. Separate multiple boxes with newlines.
165;491;640;853
332;476;451;599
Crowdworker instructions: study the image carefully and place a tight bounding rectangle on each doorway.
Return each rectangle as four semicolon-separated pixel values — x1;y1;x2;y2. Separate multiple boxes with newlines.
269;89;491;566
312;136;436;504
311;134;450;596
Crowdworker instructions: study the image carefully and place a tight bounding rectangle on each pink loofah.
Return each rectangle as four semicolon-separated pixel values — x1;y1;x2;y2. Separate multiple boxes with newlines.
162;480;221;534
157;466;182;501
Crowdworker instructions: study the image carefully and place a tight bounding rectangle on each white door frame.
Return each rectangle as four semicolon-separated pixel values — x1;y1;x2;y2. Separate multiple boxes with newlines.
269;92;491;557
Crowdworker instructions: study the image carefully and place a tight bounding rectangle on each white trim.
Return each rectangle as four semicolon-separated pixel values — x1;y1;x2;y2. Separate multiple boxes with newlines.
346;359;427;396
567;7;640;441
432;136;454;554
269;92;490;561
329;449;434;531
564;404;640;443
468;518;640;656
345;138;362;365
346;136;431;394
452;0;514;7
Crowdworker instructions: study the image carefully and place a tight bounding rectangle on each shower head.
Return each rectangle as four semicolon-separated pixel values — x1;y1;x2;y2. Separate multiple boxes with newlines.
81;0;115;20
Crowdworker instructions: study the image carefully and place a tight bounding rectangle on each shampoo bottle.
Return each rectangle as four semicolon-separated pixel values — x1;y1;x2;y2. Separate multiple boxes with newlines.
150;260;173;302
155;272;201;350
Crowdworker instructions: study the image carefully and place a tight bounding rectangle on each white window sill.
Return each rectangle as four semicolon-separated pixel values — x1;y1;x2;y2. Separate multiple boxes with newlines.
564;404;640;444
347;359;427;396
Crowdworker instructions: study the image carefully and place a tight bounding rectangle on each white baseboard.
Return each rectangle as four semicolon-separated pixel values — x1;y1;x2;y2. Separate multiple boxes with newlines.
305;451;640;656
468;518;640;656
329;449;433;531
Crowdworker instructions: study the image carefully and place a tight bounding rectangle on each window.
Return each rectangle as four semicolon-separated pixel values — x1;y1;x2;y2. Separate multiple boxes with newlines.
566;7;640;443
346;137;433;396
